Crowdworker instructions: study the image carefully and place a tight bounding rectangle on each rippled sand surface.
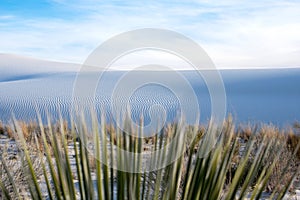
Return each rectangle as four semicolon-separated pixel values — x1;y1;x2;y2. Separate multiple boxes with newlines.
1;69;300;126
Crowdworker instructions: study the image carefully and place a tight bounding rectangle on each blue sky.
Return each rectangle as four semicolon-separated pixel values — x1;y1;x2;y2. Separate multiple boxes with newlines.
0;0;299;68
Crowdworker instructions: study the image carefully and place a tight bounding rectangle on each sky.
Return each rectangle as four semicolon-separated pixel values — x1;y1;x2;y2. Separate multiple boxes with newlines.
0;0;299;69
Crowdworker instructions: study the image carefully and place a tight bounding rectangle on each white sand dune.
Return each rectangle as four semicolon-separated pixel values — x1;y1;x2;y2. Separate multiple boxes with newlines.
0;56;186;126
0;54;80;82
0;54;300;127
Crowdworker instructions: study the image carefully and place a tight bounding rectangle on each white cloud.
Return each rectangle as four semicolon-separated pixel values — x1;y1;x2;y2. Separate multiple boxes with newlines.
0;15;15;20
0;0;299;68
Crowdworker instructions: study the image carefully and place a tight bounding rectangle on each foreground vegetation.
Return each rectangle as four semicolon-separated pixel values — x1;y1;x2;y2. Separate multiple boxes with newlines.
0;114;300;199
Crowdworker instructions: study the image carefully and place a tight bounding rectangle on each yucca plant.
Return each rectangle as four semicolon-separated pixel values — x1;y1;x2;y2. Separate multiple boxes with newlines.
0;111;299;200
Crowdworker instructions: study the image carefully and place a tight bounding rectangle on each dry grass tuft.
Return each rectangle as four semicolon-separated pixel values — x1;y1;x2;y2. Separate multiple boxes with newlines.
238;124;254;142
0;121;4;135
5;126;14;139
287;129;300;160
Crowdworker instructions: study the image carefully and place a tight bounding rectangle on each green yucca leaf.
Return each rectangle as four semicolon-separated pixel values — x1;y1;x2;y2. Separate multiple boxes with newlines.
59;113;76;199
270;138;300;199
91;110;103;200
211;128;237;199
13;119;43;200
181;139;196;193
33;132;54;200
0;156;20;200
225;138;255;200
252;140;285;200
100;113;109;200
71;119;85;200
110;123;115;200
203;142;223;199
0;179;11;200
79;113;94;199
50;120;70;199
238;136;271;199
37;113;62;200
213;143;236;199
275;165;300;200
247;137;280;200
